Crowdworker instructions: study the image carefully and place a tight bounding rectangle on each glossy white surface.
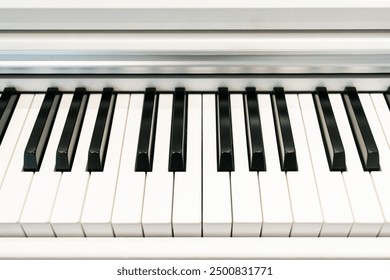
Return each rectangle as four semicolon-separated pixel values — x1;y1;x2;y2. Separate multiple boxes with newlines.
50;94;100;237
299;94;353;236
230;94;262;236
1;237;390;259
0;1;389;30
142;94;174;237
111;94;145;237
0;95;33;188
330;94;384;236
172;94;202;237
20;94;72;237
258;94;292;237
0;95;43;236
285;94;323;236
360;94;390;236
81;95;129;237
0;33;390;74
202;94;231;237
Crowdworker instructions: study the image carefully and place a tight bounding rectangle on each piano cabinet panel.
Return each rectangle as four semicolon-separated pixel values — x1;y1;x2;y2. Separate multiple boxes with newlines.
0;237;390;259
0;77;390;92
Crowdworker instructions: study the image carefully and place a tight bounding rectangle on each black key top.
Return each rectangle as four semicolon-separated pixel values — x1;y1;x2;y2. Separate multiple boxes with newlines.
384;88;390;111
342;87;380;171
135;88;159;172
24;88;62;171
216;87;234;171
56;88;89;171
0;87;20;145
243;87;266;171
87;88;116;172
271;87;298;171
313;87;346;171
0;87;15;119
169;87;188;172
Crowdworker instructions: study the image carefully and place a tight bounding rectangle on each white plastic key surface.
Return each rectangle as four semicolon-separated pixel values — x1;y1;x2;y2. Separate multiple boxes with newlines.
81;94;129;237
285;94;323;237
202;94;232;237
257;94;292;237
142;94;174;237
299;94;353;236
0;94;43;237
50;94;101;237
172;94;202;237
111;94;145;237
370;94;390;235
371;94;390;150
330;94;383;237
0;95;33;187
20;94;72;237
360;94;390;236
230;94;262;236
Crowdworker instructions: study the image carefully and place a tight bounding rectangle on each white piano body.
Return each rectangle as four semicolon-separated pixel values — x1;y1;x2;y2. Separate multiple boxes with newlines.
1;0;390;259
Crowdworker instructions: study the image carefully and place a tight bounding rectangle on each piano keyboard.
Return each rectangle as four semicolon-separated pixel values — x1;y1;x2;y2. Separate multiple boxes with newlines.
2;0;390;261
1;82;390;240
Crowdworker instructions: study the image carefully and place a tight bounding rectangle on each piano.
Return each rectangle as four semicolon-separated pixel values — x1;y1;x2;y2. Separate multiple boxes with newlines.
1;0;390;259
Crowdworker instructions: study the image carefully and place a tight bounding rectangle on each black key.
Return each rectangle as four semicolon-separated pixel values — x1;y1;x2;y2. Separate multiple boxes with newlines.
87;88;116;172
384;88;390;111
169;87;188;172
342;87;380;171
243;87;266;171
24;88;62;171
216;87;234;171
56;88;89;171
0;87;20;145
313;87;346;171
271;87;298;171
0;89;10;118
0;87;16;119
135;88;159;172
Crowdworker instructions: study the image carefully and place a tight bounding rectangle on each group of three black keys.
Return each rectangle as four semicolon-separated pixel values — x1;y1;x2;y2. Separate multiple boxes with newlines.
0;86;385;174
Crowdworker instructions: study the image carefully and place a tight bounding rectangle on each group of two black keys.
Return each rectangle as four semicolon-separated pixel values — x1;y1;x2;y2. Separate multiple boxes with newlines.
0;86;385;174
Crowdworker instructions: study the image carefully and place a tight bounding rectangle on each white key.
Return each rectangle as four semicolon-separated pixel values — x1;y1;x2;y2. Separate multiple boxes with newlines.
257;95;292;237
142;94;174;237
299;94;353;236
0;94;44;237
20;94;72;237
50;94;101;237
330;94;383;236
361;94;390;236
111;94;145;237
0;95;34;187
371;94;390;149
285;94;323;236
202;94;231;236
81;94;129;237
172;94;202;237
230;94;262;236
